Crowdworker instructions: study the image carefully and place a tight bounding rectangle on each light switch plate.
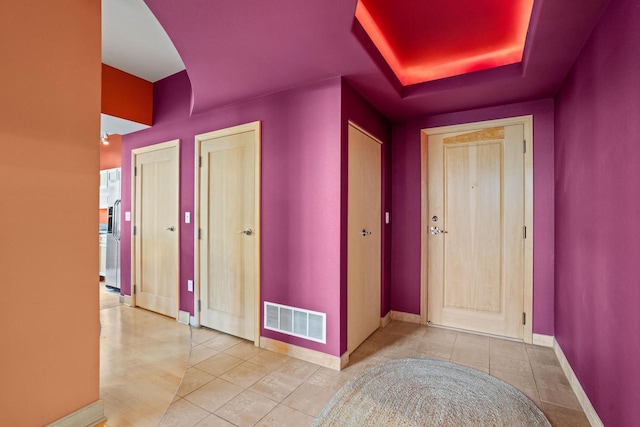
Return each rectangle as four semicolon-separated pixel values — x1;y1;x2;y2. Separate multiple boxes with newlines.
185;212;191;224
385;212;390;224
187;280;193;292
125;211;131;222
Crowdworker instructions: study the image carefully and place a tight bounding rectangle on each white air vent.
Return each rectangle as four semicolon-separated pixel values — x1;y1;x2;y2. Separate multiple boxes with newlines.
264;302;326;344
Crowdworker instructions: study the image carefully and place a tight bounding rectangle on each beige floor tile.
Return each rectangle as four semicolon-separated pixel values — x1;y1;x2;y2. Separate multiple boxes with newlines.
177;367;216;397
375;344;421;360
454;332;491;350
191;327;223;347
352;339;386;356
249;371;302;402
100;285;121;310
194;414;236;427
248;349;290;370
184;378;243;413
220;361;271;388
538;382;582;410
224;340;263;360
527;346;561;366
364;328;392;345
416;341;454;360
542;402;591;426
254;404;314;427
490;369;540;403
195;353;244;376
158;398;210;427
305;366;353;390
189;344;221;366
203;333;244;351
384;332;421;349
385;321;427;338
531;362;571;386
419;332;457;348
490;338;529;360
275;357;320;381
214;390;278;427
422;326;457;340
490;353;534;377
450;345;490;369
282;382;335;417
349;352;392;371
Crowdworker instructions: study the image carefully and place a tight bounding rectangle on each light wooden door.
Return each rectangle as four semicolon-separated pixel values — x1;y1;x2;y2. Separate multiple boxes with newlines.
427;125;525;339
134;142;179;318
348;124;381;353
198;125;259;341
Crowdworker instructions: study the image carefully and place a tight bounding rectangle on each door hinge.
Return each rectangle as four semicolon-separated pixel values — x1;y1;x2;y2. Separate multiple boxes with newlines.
133;284;136;294
197;300;201;312
523;140;527;154
134;166;137;176
198;228;202;240
198;156;202;167
133;225;137;236
522;312;526;325
523;226;527;239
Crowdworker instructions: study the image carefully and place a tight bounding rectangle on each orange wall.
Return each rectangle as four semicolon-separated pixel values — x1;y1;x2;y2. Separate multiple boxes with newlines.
101;133;122;169
0;1;101;425
102;64;153;125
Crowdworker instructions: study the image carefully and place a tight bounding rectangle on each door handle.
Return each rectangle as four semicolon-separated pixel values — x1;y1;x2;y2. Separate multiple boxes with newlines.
361;229;372;237
238;228;253;236
165;226;175;231
430;226;448;235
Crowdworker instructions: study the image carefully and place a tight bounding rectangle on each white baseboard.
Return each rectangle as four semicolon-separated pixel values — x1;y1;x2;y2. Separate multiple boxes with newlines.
178;310;190;325
380;312;391;328
553;339;603;427
390;310;421;324
189;316;199;327
120;294;133;306
46;400;105;427
260;336;347;371
532;333;554;347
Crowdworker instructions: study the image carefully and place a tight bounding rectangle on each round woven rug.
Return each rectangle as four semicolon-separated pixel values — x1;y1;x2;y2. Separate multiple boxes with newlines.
313;358;550;427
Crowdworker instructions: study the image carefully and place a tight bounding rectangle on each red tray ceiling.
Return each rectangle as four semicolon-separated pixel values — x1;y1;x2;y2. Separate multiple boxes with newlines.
356;0;534;85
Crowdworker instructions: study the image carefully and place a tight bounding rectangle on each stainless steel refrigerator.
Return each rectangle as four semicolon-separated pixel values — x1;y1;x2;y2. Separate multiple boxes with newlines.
105;169;121;290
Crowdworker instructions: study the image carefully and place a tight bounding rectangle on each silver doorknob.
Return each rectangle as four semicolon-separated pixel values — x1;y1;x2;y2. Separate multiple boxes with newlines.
238;228;253;236
430;226;447;235
361;229;372;237
165;226;175;231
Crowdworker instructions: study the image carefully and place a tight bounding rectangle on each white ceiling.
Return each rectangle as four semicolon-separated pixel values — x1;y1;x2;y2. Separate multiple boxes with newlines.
101;114;150;138
102;0;185;84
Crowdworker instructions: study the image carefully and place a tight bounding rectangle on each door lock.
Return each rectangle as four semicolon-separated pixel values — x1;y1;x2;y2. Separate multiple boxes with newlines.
165;226;175;231
238;228;253;236
361;229;372;237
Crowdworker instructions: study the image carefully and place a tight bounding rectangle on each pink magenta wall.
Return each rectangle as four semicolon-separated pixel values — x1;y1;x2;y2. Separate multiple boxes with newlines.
390;99;556;335
554;0;640;423
121;73;347;355
340;80;392;353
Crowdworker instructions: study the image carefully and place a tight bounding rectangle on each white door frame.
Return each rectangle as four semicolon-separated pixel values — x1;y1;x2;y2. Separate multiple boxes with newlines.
420;116;534;344
193;121;261;345
130;139;181;317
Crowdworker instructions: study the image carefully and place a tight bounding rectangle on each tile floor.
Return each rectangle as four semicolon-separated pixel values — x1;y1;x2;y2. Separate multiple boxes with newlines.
100;285;191;426
100;285;590;426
